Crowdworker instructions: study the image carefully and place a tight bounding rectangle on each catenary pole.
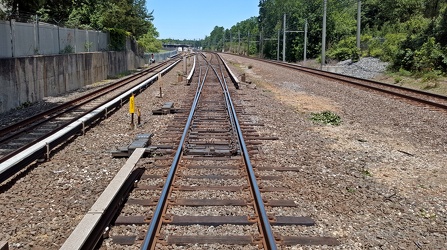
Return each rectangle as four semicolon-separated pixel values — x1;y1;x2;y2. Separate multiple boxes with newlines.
283;13;286;62
357;0;361;49
321;0;327;69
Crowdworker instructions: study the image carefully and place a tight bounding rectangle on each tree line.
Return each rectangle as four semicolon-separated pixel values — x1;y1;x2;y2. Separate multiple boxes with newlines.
203;0;447;74
0;0;162;52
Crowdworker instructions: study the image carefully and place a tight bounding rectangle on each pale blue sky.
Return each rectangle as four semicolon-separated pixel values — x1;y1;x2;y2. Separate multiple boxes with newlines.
146;0;260;40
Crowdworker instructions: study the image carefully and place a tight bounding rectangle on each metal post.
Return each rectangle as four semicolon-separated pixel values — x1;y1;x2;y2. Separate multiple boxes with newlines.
357;0;361;49
247;31;250;56
34;14;40;54
10;19;15;57
57;26;61;53
230;31;232;52
277;29;280;61
322;0;327;68
304;19;308;63
283;13;286;62
238;30;240;54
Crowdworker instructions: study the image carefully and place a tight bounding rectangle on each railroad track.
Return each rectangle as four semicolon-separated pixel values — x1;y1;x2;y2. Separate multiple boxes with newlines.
0;57;180;183
62;52;339;249
232;55;447;111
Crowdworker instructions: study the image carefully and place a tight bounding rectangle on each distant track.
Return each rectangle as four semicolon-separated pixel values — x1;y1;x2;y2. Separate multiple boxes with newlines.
228;54;447;112
0;57;180;183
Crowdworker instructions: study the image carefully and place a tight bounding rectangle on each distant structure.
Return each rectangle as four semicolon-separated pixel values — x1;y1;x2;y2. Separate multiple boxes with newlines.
163;44;192;52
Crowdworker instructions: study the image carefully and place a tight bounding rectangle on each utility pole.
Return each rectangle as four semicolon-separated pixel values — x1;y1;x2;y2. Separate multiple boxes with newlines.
321;0;327;69
277;29;280;61
283;14;286;62
283;14;308;63
238;30;240;54
357;0;361;49
304;19;308;63
260;27;263;58
230;31;232;52
247;31;250;56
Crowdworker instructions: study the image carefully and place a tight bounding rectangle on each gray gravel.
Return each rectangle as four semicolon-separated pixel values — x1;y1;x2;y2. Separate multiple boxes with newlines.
222;53;447;249
337;57;389;79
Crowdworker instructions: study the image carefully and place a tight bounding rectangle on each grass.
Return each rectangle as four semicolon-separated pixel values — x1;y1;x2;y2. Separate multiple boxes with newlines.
361;169;373;177
107;70;133;79
310;111;342;126
380;69;447;95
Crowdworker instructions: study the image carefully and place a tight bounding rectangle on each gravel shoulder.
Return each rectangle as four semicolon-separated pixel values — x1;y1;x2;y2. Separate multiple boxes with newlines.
222;54;447;249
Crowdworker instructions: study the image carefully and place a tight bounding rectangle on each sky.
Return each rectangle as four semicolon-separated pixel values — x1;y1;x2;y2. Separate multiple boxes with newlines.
146;0;260;40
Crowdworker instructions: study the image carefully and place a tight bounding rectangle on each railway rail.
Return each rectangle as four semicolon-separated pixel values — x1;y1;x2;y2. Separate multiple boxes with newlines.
61;52;339;249
0;57;180;184
236;56;447;111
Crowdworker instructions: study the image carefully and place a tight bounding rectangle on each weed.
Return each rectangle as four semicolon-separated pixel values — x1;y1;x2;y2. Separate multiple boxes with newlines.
361;169;372;177
394;76;402;84
310;111;341;126
420;209;436;219
60;45;74;54
422;81;438;90
398;68;412;77
421;70;442;83
346;187;356;193
17;101;33;110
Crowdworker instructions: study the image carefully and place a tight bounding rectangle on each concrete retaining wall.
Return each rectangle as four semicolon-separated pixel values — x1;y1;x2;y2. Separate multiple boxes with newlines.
0;51;144;114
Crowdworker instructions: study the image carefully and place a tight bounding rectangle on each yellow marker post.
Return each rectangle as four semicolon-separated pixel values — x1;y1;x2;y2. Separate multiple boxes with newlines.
129;94;135;128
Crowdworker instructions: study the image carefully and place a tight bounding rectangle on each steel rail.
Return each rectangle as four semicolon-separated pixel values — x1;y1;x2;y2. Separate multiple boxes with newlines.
0;61;174;164
229;54;447;110
216;53;277;249
0;60;180;184
141;61;210;250
0;61;170;139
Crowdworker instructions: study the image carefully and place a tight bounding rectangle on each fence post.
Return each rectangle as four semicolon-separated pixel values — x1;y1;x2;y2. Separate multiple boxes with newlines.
86;30;89;52
74;27;77;53
10;19;16;57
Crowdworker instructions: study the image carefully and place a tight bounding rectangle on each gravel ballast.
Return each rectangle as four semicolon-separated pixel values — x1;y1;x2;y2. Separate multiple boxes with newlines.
1;55;446;249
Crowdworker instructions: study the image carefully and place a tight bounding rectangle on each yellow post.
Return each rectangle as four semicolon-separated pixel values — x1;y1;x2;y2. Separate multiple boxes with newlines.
129;94;135;128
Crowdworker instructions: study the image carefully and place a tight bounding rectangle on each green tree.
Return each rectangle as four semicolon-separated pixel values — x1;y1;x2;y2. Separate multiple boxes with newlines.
137;22;162;52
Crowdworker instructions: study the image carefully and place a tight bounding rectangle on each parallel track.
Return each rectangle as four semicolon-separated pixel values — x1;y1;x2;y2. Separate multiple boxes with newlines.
233;55;447;111
0;57;180;183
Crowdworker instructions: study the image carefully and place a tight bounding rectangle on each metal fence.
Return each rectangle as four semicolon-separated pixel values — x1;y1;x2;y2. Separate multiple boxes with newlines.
0;19;108;58
144;50;178;64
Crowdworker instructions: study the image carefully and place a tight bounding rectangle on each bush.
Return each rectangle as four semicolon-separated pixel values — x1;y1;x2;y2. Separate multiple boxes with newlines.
107;28;129;51
413;37;446;72
327;36;360;62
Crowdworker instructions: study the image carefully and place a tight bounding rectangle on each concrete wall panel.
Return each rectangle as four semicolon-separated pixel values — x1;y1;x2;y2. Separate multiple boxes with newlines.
0;51;143;113
0;21;12;57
